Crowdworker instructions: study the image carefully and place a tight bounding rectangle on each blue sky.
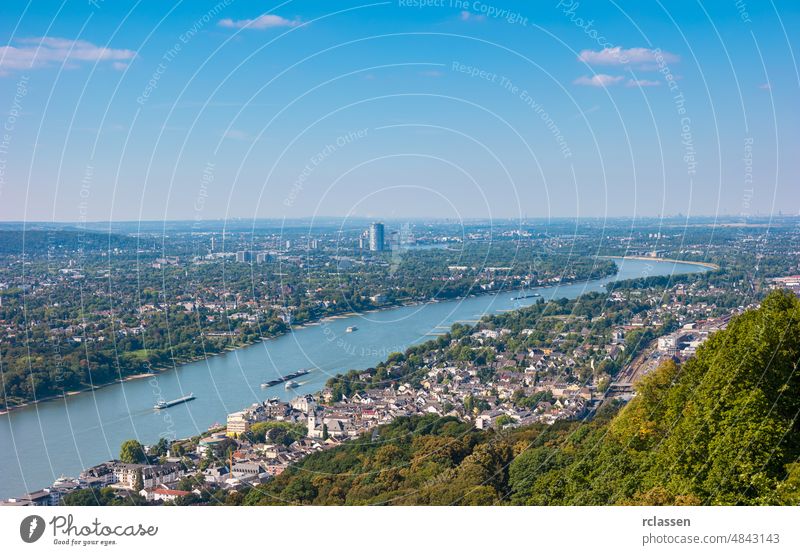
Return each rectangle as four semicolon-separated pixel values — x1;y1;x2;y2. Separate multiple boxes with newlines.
0;0;797;222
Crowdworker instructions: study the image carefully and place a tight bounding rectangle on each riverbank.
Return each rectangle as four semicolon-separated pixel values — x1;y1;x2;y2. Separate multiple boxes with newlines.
1;267;620;416
0;309;372;415
0;371;161;416
599;255;720;271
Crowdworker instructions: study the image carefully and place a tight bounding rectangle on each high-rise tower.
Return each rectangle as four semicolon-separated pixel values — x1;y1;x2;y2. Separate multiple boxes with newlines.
369;222;385;252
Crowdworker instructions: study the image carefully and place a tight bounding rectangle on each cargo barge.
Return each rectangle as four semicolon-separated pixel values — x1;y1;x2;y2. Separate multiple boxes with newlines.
154;393;195;410
260;369;311;388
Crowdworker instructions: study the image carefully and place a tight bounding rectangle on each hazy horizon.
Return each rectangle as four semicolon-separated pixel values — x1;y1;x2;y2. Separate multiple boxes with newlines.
2;213;799;226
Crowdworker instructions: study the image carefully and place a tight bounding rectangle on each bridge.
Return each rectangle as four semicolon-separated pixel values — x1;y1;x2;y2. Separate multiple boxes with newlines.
607;382;635;395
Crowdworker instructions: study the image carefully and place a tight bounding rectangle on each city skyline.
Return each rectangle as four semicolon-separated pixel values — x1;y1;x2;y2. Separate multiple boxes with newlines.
0;0;797;222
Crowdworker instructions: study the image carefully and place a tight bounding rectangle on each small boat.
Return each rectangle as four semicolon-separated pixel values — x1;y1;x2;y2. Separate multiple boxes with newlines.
285;380;299;389
346;326;358;333
52;475;76;487
511;292;541;300
154;393;195;410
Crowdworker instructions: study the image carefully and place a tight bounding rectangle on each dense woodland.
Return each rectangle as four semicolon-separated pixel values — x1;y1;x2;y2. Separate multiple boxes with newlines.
240;290;800;505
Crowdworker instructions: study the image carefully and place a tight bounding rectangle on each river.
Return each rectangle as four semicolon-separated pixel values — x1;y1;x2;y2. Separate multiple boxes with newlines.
0;257;709;499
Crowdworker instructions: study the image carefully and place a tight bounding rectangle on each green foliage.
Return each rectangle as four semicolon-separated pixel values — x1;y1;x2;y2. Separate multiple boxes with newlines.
248;421;306;445
119;439;148;464
149;438;170;459
506;290;800;506
235;291;800;506
60;488;116;506
240;415;490;505
61;487;145;506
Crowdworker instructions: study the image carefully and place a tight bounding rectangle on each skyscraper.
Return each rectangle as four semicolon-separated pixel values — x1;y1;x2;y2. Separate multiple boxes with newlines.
369;222;385;252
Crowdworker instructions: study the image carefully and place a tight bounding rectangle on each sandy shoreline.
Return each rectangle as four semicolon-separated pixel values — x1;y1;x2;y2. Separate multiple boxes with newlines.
0;371;164;415
599;255;720;271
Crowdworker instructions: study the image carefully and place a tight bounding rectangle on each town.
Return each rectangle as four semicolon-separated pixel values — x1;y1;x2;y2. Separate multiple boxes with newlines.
0;219;618;413
5;217;799;506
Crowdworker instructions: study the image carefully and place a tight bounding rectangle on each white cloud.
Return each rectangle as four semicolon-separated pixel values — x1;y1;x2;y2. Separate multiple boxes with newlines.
573;74;625;87
218;14;300;30
759;82;771;90
459;11;486;22
626;78;661;87
223;129;253;141
0;37;136;75
578;46;679;67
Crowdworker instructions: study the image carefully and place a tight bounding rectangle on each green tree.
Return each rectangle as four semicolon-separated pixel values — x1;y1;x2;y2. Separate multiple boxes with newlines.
150;437;170;458
119;439;148;464
61;488;113;506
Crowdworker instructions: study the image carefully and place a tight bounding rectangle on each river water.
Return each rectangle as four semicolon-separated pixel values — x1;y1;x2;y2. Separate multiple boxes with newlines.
0;258;709;499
